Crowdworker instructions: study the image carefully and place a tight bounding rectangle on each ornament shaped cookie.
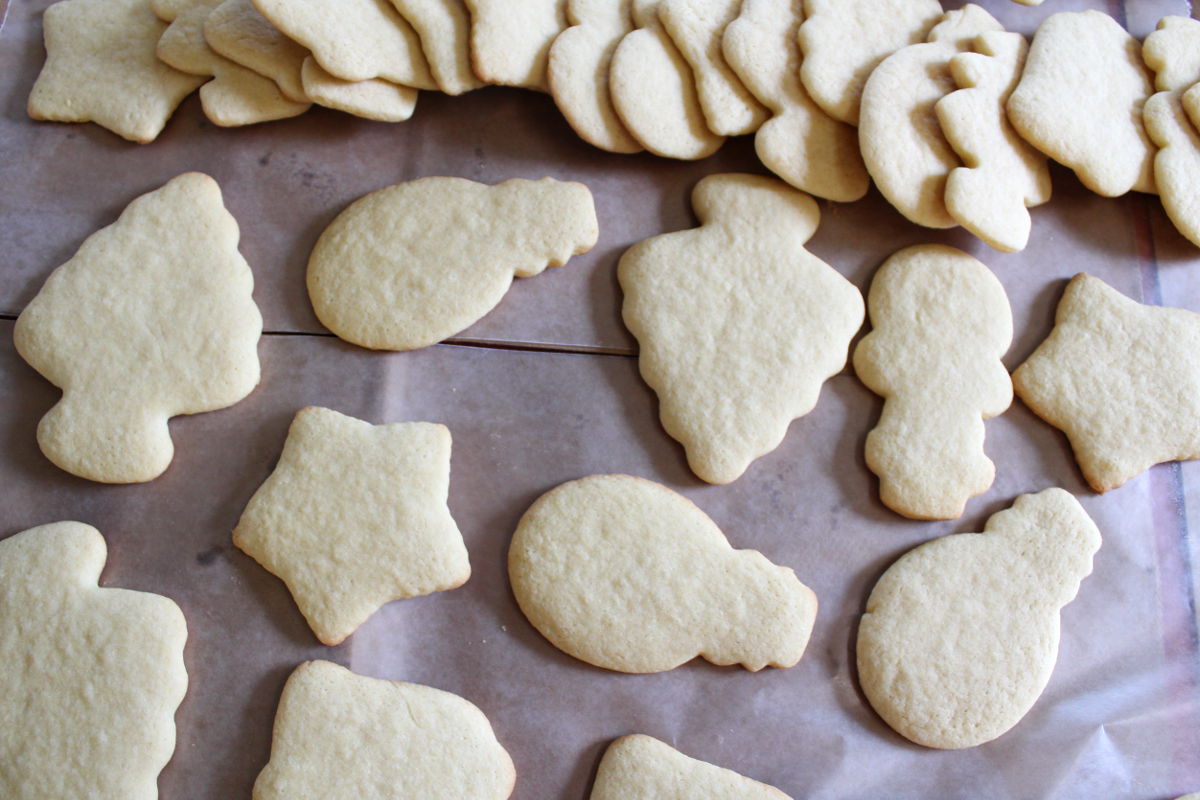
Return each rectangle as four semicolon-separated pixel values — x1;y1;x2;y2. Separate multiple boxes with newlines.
620;173;863;484
234;407;470;645
28;0;205;142
609;0;724;160
722;0;866;202
254;660;515;800
1007;11;1156;197
464;0;567;91
858;488;1100;749
547;0;643;153
392;0;484;95
853;245;1013;520
859;5;1002;230
253;0;436;89
205;0;310;102
1143;17;1200;249
658;0;767;137
797;0;943;126
590;735;792;800
301;58;418;122
0;522;188;800
509;474;818;673
936;31;1051;253
15;173;263;483
1013;274;1200;492
308;177;598;351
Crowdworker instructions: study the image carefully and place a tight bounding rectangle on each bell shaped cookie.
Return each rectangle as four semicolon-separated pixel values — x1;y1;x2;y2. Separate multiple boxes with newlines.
857;488;1101;749
14;172;263;483
509;474;818;673
0;522;188;800
463;0;566;91
590;735;792;800
1143;17;1200;249
619;173;863;484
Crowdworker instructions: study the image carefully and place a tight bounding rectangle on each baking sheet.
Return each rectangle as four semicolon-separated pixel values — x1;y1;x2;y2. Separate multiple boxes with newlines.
1;0;1199;797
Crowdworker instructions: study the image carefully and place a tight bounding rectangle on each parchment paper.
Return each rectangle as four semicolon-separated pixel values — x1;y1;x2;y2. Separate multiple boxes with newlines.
1;0;1198;798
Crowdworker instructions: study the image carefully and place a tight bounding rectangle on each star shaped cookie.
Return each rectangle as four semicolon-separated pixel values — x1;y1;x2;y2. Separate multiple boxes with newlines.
1013;274;1200;492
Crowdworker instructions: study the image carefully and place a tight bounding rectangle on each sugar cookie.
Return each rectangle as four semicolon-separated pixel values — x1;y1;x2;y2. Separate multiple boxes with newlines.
853;245;1013;520
1007;11;1156;197
28;0;205;143
619;173;863;484
205;0;310;102
300;57;418;122
464;0;566;91
1143;17;1200;249
658;0;767;137
608;0;723;160
590;735;792;800
0;522;187;800
858;488;1100;749
797;0;942;126
234;407;470;645
722;0;866;202
546;0;643;153
392;0;484;95
308;176;597;351
509;474;818;673
936;30;1051;253
14;173;262;484
1183;83;1200;138
254;660;515;800
1012;274;1200;493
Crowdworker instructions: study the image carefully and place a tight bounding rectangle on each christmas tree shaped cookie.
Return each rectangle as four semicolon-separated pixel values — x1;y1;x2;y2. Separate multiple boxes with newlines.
590;735;791;799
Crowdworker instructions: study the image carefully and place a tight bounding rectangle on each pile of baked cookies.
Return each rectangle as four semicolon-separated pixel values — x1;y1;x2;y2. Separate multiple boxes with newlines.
8;0;1200;799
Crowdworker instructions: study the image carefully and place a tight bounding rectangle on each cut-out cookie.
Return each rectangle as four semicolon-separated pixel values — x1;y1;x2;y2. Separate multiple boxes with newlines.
392;0;484;95
608;0;724;160
28;0;205;143
1012;274;1200;493
155;0;310;127
254;660;514;799
205;0;310;103
619;173;863;484
464;0;566;91
308;177;597;351
1143;17;1200;249
658;0;767;137
797;0;943;126
301;57;418;122
853;245;1013;520
859;5;1003;230
253;0;436;89
14;173;262;484
510;475;817;673
1183;84;1200;140
590;735;792;800
858;488;1100;749
0;522;187;800
234;407;470;645
546;0;643;153
722;0;866;202
936;30;1051;253
1007;11;1156;197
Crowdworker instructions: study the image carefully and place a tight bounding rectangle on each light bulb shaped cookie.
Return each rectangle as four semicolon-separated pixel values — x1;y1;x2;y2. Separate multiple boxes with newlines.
853;245;1013;520
620;173;863;485
14;172;263;483
1143;17;1200;248
307;176;598;351
857;488;1101;749
509;474;818;673
590;735;792;800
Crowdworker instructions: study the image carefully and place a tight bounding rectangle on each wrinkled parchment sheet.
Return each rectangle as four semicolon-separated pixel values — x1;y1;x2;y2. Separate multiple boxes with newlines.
1;0;1199;798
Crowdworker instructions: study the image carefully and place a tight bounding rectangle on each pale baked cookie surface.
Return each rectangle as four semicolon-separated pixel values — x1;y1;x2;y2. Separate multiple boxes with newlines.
464;0;567;91
0;522;188;800
233;407;470;645
1007;10;1156;197
1012;274;1200;493
254;660;515;800
392;0;483;95
205;0;310;102
857;488;1100;749
300;57;418;122
590;735;792;800
853;245;1012;520
14;172;263;484
28;0;205;142
619;173;863;484
509;474;818;673
307;176;597;351
722;0;866;202
1143;17;1200;248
